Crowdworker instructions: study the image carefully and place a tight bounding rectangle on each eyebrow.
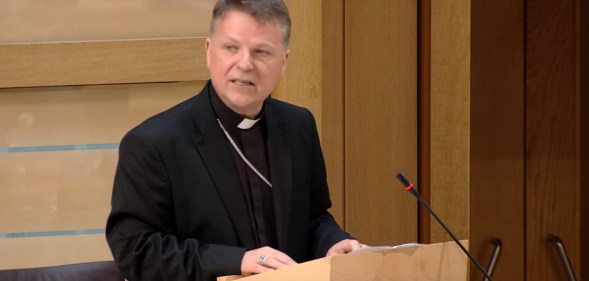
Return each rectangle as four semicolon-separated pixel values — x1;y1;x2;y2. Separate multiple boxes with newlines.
217;36;278;50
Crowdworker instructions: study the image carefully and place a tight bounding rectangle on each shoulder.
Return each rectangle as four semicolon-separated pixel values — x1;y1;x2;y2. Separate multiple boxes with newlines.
266;98;316;127
265;99;319;148
121;94;200;146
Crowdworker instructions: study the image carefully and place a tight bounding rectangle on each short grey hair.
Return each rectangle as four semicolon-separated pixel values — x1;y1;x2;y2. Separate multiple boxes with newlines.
210;0;291;47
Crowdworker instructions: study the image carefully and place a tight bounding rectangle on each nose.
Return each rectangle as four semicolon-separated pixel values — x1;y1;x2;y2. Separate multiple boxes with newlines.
236;51;254;71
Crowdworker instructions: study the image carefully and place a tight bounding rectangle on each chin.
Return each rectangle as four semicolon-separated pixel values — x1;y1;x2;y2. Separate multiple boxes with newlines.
225;96;259;110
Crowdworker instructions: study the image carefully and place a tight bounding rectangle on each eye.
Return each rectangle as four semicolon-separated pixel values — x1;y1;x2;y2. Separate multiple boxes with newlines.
223;44;237;52
255;49;271;57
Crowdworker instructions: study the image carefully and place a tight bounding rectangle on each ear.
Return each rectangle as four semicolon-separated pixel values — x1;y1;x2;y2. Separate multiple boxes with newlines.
281;49;290;73
205;38;212;69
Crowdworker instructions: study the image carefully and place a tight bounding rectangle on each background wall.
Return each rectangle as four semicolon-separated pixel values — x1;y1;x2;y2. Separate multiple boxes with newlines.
0;0;427;271
344;0;418;245
0;0;213;43
428;0;470;244
470;0;588;279
0;0;419;269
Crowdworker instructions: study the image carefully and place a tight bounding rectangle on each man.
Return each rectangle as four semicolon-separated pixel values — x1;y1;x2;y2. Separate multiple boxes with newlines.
106;1;361;280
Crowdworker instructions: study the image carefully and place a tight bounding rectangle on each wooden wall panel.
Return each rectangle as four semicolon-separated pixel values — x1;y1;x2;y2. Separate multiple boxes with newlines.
526;0;584;279
278;0;322;120
0;82;201;146
470;0;525;279
321;0;345;226
0;0;215;43
0;150;116;232
429;0;470;243
345;0;418;245
0;39;208;88
0;82;200;268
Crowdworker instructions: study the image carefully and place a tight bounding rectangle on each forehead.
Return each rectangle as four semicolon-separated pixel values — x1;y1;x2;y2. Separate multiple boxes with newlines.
212;10;283;42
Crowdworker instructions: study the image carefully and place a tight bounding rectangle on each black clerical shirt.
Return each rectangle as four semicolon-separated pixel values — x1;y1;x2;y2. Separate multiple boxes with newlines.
210;89;279;249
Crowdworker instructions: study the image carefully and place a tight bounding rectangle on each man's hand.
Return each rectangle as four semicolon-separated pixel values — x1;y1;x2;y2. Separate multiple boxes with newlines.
325;239;366;257
241;246;297;275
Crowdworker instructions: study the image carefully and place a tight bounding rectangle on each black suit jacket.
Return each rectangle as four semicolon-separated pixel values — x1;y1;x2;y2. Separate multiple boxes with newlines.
106;82;351;281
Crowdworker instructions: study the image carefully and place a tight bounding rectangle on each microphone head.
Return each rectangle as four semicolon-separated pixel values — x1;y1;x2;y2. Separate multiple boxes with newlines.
395;172;420;198
395;172;411;187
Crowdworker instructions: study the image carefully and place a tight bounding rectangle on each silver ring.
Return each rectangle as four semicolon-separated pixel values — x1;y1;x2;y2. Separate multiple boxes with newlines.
258;255;268;266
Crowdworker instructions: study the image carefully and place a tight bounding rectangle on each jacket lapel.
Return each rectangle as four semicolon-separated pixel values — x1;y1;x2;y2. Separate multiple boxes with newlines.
190;88;256;248
265;105;292;250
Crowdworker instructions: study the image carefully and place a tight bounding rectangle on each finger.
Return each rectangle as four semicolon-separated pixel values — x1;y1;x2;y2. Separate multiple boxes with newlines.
253;263;274;273
269;251;297;266
257;246;297;265
242;247;296;274
242;249;276;275
250;255;275;274
256;249;295;267
261;256;291;270
347;240;362;252
326;239;361;257
326;247;343;257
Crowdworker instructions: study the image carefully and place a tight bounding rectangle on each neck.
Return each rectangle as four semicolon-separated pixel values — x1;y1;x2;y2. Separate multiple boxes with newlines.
229;104;262;119
240;111;259;119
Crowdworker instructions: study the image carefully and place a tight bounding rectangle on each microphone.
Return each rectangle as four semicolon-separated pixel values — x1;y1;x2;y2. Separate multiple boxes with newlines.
395;172;493;281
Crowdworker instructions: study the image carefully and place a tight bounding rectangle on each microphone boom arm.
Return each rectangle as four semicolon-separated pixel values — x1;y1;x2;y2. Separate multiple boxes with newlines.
395;172;493;281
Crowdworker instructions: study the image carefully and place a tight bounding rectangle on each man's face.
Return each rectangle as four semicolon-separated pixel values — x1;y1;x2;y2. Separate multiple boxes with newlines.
206;10;289;118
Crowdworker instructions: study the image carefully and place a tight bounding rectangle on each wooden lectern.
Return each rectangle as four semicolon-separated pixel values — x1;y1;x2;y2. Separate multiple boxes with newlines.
218;240;468;281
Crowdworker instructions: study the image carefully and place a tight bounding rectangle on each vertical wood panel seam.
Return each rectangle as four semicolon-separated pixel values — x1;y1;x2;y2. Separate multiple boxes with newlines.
580;2;589;279
341;0;347;230
418;0;432;245
577;0;583;274
523;0;528;279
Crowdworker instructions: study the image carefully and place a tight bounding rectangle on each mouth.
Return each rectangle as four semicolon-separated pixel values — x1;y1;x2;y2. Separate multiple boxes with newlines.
230;79;255;86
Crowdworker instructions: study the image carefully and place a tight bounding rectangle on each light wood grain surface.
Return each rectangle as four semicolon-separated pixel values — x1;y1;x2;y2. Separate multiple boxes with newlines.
525;0;585;278
320;0;345;226
0;150;116;233
0;38;208;88
0;0;215;43
429;0;470;243
218;241;468;281
0;81;201;146
469;0;525;279
344;0;418;245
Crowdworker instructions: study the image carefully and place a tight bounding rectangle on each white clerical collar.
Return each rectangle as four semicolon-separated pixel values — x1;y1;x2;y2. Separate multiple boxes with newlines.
237;118;261;129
